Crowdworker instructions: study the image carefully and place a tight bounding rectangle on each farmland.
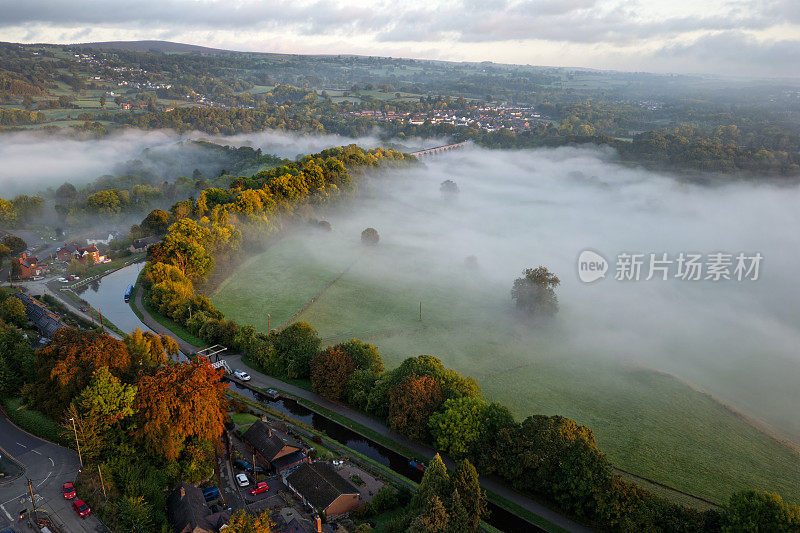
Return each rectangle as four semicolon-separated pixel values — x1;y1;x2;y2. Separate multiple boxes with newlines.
213;230;800;505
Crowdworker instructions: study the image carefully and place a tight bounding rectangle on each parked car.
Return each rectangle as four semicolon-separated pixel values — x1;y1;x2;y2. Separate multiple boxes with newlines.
72;499;91;518
233;370;251;381
202;486;220;501
57;277;68;283
235;473;250;487
79;306;89;312
250;481;269;495
62;482;76;499
233;459;265;474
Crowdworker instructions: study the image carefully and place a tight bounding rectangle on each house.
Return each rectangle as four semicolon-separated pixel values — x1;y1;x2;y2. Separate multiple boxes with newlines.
11;253;48;279
166;483;230;533
86;232;117;246
56;243;106;264
283;462;361;518
129;235;161;253
10;292;65;338
242;421;308;473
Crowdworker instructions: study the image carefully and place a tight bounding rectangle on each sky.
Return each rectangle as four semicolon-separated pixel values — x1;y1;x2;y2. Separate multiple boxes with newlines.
1;0;798;78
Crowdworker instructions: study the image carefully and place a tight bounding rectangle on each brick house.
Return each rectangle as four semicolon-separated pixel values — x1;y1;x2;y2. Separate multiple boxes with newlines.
56;243;106;264
11;253;48;279
241;420;308;473
283;462;361;518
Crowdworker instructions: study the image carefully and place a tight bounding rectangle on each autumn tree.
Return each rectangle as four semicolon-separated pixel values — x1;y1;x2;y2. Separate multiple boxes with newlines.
32;329;131;417
310;347;355;401
511;266;560;321
389;374;443;440
135;359;227;461
225;510;274;533
124;328;179;371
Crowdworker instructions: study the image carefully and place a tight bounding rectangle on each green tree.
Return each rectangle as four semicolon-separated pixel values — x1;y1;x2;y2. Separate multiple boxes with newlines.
0;243;10;267
1;235;27;255
115;495;154;532
410;454;451;513
511;266;560;320
722;490;800;532
335;338;384;373
361;227;380;245
75;366;137;427
0;297;27;328
451;459;485;533
409;495;449;533
273;322;321;379
140;209;171;235
447;489;470;533
0;323;35;397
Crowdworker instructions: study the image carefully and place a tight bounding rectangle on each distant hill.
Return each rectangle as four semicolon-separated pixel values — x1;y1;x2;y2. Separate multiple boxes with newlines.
77;40;236;55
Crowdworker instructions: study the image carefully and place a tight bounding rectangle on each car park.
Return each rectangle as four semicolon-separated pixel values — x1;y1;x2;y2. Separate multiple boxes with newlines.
249;481;269;495
235;473;250;487
62;482;76;499
72;499;91;518
233;369;251;381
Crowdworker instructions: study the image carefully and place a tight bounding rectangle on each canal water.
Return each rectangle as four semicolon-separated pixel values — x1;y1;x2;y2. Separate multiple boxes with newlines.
73;261;151;335
226;381;539;533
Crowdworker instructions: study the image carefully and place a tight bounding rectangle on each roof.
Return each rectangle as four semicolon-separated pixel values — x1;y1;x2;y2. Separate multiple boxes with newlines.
286;462;359;511
272;449;307;471
133;235;161;248
242;420;300;461
10;292;65;338
166;482;230;533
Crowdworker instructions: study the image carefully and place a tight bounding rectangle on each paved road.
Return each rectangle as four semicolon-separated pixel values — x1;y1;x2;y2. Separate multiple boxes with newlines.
0;412;107;532
132;290;592;533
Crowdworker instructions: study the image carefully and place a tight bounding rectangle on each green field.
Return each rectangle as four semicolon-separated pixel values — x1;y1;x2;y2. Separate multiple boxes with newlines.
213;231;800;505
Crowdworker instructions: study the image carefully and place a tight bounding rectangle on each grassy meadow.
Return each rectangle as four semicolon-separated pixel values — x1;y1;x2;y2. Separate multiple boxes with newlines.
213;231;800;505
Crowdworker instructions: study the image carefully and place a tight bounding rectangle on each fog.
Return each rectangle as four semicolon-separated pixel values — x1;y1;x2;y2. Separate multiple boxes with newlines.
293;144;800;445
0;128;416;196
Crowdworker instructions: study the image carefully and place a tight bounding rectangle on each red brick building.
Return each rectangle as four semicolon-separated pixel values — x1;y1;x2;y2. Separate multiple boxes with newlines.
56;243;106;264
12;253;48;279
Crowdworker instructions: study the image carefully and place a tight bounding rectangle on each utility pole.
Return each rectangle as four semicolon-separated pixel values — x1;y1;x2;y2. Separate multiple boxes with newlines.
69;417;83;467
98;310;105;333
98;465;107;499
253;450;257;482
267;314;270;333
419;301;422;322
27;478;37;522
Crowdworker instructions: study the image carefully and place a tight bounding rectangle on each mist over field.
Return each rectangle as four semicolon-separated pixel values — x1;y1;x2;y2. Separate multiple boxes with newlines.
272;144;800;445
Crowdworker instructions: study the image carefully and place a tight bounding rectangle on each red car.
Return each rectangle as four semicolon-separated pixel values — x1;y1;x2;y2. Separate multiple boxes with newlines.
72;499;91;518
62;482;76;499
250;481;269;495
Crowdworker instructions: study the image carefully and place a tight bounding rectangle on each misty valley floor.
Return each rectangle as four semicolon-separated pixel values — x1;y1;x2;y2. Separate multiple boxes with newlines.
213;232;800;505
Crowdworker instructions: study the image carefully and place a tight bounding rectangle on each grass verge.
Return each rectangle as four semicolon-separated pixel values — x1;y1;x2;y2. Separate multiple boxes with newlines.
1;397;70;447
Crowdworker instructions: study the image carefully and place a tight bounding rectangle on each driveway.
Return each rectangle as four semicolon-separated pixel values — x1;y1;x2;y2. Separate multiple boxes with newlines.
0;412;107;532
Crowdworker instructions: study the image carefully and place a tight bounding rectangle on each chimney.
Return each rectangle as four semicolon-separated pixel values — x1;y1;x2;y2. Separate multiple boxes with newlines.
180;486;186;499
315;514;322;533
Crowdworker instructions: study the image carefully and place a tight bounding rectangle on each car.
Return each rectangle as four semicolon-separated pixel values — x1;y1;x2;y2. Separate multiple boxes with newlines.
79;306;89;312
233;370;251;381
249;481;269;495
58;277;68;283
72;499;91;518
202;486;220;501
232;459;265;474
62;482;76;499
235;473;250;487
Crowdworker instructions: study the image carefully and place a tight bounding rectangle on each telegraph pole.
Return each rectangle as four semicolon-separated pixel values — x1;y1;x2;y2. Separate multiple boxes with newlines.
419;301;422;322
27;478;37;522
69;417;83;467
98;465;107;499
267;314;270;332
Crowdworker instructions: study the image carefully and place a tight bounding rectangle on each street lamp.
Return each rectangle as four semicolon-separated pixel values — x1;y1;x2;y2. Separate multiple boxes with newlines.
69;417;83;468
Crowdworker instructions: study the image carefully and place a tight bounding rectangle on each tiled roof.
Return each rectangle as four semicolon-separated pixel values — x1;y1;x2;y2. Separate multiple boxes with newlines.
286;462;358;511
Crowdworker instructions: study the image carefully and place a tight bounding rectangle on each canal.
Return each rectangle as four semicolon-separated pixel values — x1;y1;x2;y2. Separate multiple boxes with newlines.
226;381;540;533
73;261;151;335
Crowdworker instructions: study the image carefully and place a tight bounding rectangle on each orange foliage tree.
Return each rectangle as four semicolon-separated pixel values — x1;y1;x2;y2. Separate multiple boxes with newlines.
310;347;355;401
32;328;131;417
134;359;228;461
389;374;443;441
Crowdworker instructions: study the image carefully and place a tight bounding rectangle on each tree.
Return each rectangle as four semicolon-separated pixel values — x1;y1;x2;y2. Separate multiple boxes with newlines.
440;180;459;197
310;348;355;401
335;338;384;373
56;182;77;201
511;266;560;320
75;366;136;427
389;375;443;440
225;509;274;532
361;227;380;245
722;490;800;532
99;95;106;107
0;297;27;328
0;243;10;267
1;235;27;255
273;322;321;379
32;329;131;417
447;489;470;533
429;398;514;459
124;328;178;371
0;199;17;226
61;404;104;463
411;454;451;512
115;495;154;532
140;209;171;235
451;460;486;533
0;323;35;397
135;359;227;461
409;495;449;533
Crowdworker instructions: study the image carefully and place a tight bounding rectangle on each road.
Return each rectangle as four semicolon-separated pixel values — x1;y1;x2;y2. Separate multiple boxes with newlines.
0;412;107;532
132;288;592;533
